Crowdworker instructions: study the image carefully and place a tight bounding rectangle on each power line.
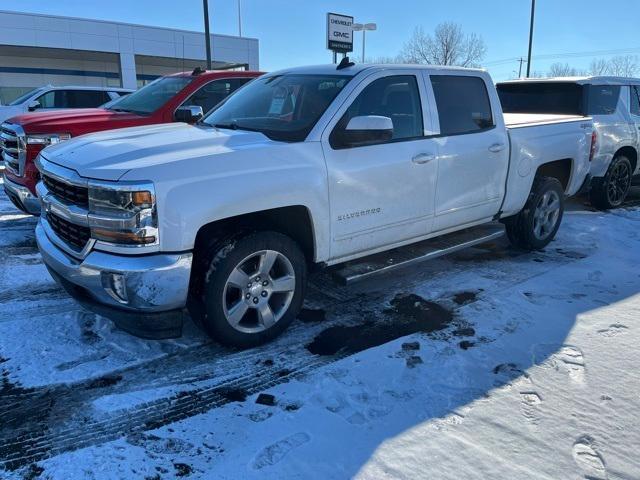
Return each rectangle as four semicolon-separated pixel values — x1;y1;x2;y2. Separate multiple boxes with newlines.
484;46;640;67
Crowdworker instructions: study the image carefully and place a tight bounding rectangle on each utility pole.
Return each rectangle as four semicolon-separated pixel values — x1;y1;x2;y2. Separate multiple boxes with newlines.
237;0;242;37
518;57;526;77
526;0;536;77
203;0;212;70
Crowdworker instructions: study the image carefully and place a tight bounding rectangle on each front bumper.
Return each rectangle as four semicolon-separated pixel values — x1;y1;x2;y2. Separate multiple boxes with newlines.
36;222;193;339
3;173;40;215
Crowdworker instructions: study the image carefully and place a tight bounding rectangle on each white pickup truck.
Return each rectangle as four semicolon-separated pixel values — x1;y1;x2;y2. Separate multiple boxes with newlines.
34;63;594;347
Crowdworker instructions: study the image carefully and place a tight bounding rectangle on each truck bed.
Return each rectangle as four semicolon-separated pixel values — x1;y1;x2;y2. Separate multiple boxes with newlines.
504;112;587;128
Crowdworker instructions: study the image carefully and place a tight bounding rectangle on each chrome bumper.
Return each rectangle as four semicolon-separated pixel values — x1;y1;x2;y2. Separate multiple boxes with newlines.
3;173;41;215
36;221;193;339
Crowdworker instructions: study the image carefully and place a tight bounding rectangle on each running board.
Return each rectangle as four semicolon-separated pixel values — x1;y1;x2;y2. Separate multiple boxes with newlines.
331;223;505;285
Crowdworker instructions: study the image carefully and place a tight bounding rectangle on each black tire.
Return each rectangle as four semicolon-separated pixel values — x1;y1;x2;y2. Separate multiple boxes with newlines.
503;176;564;251
192;231;307;348
589;155;633;210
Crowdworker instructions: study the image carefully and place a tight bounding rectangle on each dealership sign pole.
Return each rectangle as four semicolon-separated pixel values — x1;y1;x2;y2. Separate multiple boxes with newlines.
327;13;354;63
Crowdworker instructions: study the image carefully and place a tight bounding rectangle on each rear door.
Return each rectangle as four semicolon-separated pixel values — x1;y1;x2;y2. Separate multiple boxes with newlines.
429;74;509;231
321;70;439;260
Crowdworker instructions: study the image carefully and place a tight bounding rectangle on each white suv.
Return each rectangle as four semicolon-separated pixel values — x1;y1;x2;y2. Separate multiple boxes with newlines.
0;86;133;123
498;77;640;209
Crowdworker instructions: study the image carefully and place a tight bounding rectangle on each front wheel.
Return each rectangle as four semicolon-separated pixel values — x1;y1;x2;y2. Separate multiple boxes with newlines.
589;155;633;210
195;231;307;348
503;176;564;251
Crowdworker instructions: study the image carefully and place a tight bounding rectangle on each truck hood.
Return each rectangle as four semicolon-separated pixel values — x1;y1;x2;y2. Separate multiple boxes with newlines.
0;105;23;124
42;123;272;181
7;108;147;133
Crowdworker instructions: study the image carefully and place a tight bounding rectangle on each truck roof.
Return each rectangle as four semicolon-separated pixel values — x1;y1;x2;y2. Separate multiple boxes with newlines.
499;76;640;86
266;62;486;77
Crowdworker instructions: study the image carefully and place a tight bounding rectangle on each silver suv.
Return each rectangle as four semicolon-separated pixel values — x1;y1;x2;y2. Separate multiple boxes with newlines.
498;77;640;209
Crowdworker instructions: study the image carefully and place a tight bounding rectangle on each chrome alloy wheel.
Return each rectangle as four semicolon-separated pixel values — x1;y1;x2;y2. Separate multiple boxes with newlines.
533;190;561;240
222;249;296;333
606;160;631;207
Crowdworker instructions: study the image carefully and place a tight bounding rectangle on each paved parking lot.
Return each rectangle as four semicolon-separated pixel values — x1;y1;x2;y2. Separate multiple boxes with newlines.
1;178;639;479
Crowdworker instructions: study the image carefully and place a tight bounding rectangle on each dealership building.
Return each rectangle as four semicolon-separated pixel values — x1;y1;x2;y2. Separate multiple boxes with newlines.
0;10;259;104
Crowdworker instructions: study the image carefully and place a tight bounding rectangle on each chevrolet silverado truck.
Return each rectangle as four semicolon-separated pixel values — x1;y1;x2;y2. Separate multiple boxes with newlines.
498;76;640;209
34;62;593;347
1;69;261;215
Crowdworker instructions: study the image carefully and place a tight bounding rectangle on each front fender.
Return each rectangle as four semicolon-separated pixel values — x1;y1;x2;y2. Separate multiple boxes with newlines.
150;142;331;262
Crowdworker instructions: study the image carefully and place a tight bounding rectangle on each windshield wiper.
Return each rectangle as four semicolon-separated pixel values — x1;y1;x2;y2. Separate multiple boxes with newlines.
212;122;260;133
213;122;239;130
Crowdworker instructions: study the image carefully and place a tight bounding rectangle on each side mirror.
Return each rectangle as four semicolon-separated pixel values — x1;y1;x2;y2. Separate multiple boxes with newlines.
340;115;394;147
27;101;41;112
174;105;204;124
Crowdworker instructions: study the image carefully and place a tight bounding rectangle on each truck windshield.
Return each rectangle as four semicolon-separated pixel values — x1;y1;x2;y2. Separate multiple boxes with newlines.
106;76;192;115
202;74;352;142
497;83;585;115
8;88;44;106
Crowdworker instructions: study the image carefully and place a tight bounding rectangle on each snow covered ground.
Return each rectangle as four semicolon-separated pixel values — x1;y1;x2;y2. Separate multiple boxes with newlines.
1;177;639;480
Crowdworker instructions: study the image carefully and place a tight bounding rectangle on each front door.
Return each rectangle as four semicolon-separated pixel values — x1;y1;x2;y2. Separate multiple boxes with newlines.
429;74;510;231
321;71;439;261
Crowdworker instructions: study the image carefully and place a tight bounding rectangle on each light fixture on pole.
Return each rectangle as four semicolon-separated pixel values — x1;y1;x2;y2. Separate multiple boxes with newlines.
352;22;377;63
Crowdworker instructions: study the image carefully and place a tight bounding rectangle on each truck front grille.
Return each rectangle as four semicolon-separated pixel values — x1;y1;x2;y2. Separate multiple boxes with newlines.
42;174;89;207
47;212;91;251
0;123;25;176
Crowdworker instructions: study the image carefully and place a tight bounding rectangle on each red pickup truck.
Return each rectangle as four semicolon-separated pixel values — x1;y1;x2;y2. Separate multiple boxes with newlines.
1;68;262;214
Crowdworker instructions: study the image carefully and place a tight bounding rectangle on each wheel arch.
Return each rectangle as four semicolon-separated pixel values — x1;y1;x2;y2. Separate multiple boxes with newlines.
614;145;637;173
534;158;573;192
192;205;317;267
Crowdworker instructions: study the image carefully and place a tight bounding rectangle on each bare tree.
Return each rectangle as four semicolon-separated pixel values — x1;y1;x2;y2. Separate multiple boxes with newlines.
400;23;486;67
606;55;639;77
588;58;610;76
365;55;404;64
548;62;585;77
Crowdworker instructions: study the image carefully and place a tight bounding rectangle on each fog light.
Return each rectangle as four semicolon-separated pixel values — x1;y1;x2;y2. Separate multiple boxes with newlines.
101;272;129;304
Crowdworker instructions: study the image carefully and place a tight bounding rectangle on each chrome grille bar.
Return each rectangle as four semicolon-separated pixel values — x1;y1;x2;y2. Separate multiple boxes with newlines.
0;123;26;176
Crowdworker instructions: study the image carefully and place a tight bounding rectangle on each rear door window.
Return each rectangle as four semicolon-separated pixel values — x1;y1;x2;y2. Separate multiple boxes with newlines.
67;90;111;108
586;85;620;115
630;86;640;117
431;75;494;135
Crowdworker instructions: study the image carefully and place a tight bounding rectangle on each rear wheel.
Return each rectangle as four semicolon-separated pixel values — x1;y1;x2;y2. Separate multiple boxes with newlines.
589;155;632;210
503;176;564;251
194;231;307;348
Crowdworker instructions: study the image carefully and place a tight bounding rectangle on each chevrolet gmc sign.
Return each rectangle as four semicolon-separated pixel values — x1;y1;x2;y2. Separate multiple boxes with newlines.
327;13;353;53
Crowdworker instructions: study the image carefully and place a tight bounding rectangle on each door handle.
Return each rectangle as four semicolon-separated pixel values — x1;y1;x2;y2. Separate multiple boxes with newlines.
412;153;436;165
488;143;506;153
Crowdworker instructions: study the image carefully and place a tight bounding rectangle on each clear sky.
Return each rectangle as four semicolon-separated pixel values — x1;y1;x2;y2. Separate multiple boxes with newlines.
6;0;640;80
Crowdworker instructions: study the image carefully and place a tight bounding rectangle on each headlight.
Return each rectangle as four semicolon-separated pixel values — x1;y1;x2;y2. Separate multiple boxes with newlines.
27;133;71;145
88;181;158;246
